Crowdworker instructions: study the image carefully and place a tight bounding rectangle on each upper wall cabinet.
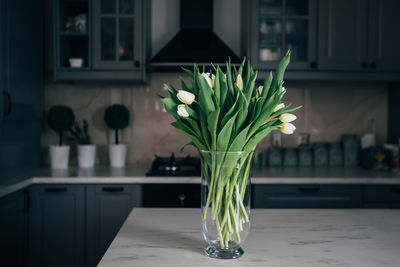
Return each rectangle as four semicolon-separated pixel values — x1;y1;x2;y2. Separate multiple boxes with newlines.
1;0;43;169
318;0;367;71
367;0;400;71
247;0;317;70
92;0;142;70
53;0;148;81
318;0;400;71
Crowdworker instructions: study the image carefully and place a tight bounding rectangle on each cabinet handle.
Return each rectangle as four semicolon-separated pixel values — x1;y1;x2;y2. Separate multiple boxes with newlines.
3;92;11;117
370;62;376;69
310;61;317;69
102;187;124;192
178;194;186;206
298;187;320;193
134;60;140;68
45;187;67;193
361;62;367;69
390;187;400;194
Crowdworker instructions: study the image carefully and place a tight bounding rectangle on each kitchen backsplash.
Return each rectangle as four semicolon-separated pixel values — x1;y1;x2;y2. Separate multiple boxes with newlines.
42;73;388;165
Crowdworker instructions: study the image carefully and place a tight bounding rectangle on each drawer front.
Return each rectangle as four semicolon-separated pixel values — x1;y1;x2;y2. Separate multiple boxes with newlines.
252;185;362;208
33;184;78;194
363;185;400;203
142;184;201;208
95;184;133;194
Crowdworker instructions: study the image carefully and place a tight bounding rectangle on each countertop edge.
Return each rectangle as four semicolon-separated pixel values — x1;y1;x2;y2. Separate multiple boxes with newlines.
1;166;400;199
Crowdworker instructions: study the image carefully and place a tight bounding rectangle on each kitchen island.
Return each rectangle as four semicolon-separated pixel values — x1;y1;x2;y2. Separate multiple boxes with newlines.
99;208;400;267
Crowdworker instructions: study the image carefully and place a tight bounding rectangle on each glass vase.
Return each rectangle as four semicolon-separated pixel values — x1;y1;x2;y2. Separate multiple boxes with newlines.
200;150;253;259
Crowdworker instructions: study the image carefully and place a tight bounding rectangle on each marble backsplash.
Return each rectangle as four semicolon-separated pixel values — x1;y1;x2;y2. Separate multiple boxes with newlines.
42;73;388;165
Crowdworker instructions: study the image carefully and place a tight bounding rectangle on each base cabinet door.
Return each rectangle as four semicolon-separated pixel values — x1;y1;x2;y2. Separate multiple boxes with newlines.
0;190;28;267
29;185;85;267
363;185;400;208
252;185;363;208
86;185;142;266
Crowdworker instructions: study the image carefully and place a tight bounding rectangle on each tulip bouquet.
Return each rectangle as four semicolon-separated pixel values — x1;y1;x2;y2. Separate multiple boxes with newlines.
158;51;300;250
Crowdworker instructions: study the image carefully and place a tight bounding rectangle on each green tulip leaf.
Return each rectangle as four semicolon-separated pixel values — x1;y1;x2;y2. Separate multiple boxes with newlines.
217;112;238;151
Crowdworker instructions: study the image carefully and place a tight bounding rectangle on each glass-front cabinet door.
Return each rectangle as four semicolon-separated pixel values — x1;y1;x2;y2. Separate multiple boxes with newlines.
93;0;142;69
250;0;317;70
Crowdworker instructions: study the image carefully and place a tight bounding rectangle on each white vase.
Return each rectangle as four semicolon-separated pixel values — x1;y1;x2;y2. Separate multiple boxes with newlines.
109;144;127;167
49;145;70;169
77;144;96;168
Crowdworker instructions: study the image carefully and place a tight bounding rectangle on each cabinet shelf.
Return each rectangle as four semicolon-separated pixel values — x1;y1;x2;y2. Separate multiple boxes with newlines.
60;31;88;36
57;67;90;71
258;15;309;19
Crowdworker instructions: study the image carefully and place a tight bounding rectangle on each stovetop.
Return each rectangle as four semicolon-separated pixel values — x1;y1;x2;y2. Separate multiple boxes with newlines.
146;153;201;176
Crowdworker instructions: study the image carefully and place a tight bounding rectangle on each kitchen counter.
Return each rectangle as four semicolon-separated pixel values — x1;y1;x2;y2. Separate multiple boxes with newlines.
99;208;400;267
1;165;400;198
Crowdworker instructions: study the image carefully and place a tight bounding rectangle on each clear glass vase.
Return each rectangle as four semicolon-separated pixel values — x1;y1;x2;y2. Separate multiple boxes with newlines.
200;150;253;259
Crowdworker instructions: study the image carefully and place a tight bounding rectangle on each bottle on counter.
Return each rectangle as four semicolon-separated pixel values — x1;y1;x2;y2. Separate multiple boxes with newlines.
342;134;360;167
383;144;399;172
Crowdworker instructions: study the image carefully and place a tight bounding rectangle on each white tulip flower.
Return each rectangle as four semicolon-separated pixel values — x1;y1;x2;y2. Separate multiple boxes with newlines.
280;122;296;134
279;113;296;123
176;90;195;105
257;85;263;95
273;103;285;113
201;73;215;89
177;104;189;118
236;74;243;91
281;86;286;94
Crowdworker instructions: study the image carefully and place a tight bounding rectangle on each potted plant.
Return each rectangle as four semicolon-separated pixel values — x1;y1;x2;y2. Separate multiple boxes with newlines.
47;105;75;169
70;119;96;168
104;104;130;167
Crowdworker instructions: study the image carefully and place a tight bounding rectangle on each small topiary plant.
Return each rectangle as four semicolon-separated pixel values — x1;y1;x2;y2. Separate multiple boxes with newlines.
47;105;75;146
69;119;92;145
104;104;130;144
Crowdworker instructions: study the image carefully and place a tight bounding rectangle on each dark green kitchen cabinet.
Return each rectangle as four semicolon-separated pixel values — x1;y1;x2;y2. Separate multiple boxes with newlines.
53;0;148;81
0;0;6;137
318;0;367;71
0;0;43;169
245;0;317;70
367;0;400;71
86;184;142;266
0;190;28;267
92;0;143;70
363;185;400;208
318;0;400;71
252;184;363;208
29;185;85;267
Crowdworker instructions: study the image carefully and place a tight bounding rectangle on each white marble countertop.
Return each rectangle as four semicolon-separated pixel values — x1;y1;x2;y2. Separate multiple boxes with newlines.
99;208;400;267
1;165;399;198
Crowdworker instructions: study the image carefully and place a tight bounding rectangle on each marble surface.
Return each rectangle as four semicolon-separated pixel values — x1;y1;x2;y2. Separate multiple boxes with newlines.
1;165;399;198
99;208;400;267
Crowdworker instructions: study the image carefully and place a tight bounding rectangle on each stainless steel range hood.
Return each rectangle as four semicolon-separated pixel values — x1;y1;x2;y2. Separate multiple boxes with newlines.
149;0;241;69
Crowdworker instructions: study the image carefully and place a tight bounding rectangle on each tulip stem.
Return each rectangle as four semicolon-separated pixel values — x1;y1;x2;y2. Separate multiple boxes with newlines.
202;153;252;248
202;160;216;220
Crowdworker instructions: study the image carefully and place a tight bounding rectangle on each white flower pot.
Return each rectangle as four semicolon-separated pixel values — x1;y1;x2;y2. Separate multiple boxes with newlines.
109;144;127;167
49;145;70;169
77;145;96;168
